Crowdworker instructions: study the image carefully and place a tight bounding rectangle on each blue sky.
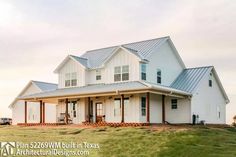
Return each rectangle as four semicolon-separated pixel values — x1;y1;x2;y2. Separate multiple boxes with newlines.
0;0;235;123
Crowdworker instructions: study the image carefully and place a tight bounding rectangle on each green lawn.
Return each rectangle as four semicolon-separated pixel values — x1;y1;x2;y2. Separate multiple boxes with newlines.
0;125;236;157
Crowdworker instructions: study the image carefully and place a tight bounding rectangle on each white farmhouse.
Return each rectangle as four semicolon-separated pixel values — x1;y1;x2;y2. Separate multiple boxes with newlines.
10;36;229;125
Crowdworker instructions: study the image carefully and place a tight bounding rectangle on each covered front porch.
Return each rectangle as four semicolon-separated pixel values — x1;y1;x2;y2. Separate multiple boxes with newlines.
18;81;191;126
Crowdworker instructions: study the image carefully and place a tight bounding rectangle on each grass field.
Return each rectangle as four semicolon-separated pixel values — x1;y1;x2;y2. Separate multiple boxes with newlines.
0;125;236;157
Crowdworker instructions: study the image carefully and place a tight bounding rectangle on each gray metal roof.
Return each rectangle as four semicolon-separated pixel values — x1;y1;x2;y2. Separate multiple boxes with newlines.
32;81;57;91
70;55;88;67
19;81;190;100
170;66;213;93
80;37;169;68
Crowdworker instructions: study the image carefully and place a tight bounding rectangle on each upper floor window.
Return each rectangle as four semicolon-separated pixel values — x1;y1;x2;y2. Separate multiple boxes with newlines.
157;69;161;84
171;99;178;109
65;72;77;87
114;65;129;82
141;64;146;80
209;73;213;87
96;70;101;81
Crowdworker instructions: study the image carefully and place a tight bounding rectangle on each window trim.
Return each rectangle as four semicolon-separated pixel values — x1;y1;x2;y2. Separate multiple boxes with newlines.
141;97;146;116
141;64;146;80
157;69;161;84
114;98;121;116
96;70;102;81
114;65;129;82
171;99;178;109
65;72;77;87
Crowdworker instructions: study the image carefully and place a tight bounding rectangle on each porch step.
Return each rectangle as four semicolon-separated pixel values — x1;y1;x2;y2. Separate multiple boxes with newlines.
82;122;150;127
17;123;65;126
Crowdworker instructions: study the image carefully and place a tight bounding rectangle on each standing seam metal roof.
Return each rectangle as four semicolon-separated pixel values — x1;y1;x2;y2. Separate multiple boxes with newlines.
170;66;213;93
80;37;169;68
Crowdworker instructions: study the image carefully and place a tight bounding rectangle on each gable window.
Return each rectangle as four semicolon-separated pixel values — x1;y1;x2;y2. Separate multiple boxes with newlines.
157;69;161;84
141;97;146;116
65;73;71;87
65;72;77;87
171;99;178;109
209;73;213;87
114;65;129;82
96;70;102;80
141;64;146;80
71;72;77;86
122;65;129;81
114;98;121;116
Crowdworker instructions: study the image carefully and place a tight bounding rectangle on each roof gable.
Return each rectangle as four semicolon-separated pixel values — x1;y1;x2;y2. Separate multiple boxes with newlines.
54;55;88;73
9;80;58;108
171;66;229;102
80;36;170;69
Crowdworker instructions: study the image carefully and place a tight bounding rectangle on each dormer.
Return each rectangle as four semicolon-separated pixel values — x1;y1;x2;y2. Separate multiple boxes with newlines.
54;55;88;88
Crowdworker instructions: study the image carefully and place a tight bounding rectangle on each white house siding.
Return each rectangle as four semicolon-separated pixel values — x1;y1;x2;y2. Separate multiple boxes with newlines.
104;49;140;84
146;41;184;86
191;71;226;124
165;97;191;124
58;59;86;88
86;68;105;85
12;83;56;125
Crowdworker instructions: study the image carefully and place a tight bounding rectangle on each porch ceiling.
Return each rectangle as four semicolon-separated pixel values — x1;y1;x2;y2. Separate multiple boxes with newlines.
18;81;191;102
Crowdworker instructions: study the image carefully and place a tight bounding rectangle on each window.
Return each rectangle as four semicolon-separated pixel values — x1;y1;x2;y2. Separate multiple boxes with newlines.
141;64;146;80
157;69;161;84
141;97;146;116
65;73;71;87
124;98;129;116
96;70;101;80
209;73;213;87
114;98;121;116
65;72;77;87
96;103;104;116
114;65;129;82
171;99;178;109
122;65;129;81
71;72;77;86
114;66;121;82
217;106;220;119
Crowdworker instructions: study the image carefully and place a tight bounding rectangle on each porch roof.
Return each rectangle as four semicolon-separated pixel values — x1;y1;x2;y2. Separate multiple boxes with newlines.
18;81;191;101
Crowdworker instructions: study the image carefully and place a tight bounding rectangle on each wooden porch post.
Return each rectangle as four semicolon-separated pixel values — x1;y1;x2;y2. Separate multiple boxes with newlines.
146;92;150;123
88;97;90;123
40;100;43;123
162;95;166;124
24;101;27;123
65;98;69;124
95;102;97;123
42;102;45;123
121;95;124;123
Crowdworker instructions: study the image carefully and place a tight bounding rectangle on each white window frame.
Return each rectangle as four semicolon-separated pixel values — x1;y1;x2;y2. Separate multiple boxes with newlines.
114;98;121;116
114;65;129;82
96;70;102;81
171;99;178;109
141;64;146;80
141;97;146;116
65;72;77;87
157;69;161;84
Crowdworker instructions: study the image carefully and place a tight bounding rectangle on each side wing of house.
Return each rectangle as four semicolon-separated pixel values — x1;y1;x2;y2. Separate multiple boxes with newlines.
10;81;57;125
191;68;229;124
146;39;185;86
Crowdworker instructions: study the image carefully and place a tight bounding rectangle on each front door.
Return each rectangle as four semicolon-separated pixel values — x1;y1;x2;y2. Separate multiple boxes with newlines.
96;103;105;123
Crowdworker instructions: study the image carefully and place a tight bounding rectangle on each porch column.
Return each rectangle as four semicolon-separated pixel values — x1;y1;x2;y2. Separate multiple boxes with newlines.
24;101;27;123
65;98;69;124
88;97;90;123
121;94;124;123
95;102;97;123
162;95;166;124
40;100;43;123
146;92;150;123
42;102;45;123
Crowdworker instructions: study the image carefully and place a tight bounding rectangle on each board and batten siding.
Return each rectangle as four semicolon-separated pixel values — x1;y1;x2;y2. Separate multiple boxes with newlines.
103;48;140;84
191;71;226;124
58;59;86;88
146;41;184;86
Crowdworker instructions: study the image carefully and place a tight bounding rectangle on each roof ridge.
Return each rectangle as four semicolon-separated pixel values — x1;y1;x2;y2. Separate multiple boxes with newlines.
31;80;57;85
70;55;88;60
83;36;169;54
185;66;214;70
